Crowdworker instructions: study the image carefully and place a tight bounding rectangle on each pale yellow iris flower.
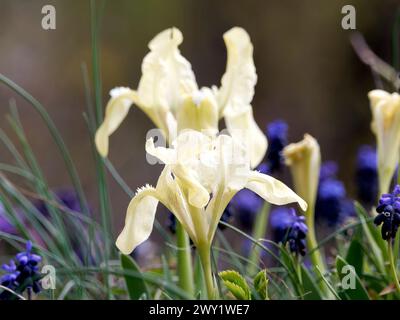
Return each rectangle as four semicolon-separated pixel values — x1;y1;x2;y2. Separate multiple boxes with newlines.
369;90;400;194
95;27;267;168
116;130;307;255
283;134;321;208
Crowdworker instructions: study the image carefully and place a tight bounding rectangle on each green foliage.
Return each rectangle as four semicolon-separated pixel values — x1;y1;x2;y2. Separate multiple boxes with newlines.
219;270;251;300
253;270;269;300
120;254;149;300
345;226;364;276
336;255;370;300
354;201;387;271
300;265;324;300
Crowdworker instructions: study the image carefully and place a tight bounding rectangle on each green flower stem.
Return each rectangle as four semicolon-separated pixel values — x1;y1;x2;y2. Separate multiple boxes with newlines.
388;240;400;294
295;255;304;299
247;202;270;276
395;230;400;266
176;222;194;297
305;207;329;295
198;243;215;299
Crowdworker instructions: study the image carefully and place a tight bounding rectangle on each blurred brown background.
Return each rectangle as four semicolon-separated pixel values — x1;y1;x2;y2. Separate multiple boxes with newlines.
0;0;399;235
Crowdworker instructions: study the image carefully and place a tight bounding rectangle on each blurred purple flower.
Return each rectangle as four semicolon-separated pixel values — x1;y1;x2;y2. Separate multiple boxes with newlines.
0;260;19;285
230;189;263;230
0;203;17;235
265;120;288;173
316;162;354;226
240;238;269;259
256;162;270;175
34;189;82;217
131;240;159;266
319;161;338;181
33;189;97;264
356;145;378;205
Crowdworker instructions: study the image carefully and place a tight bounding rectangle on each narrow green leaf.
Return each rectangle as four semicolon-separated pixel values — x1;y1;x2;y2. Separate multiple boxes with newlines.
345;226;364;276
247;202;270;276
120;254;149;300
354;202;386;274
315;266;341;300
354;202;387;254
161;255;173;284
0;73;89;216
300;265;323;300
194;255;207;300
277;243;304;298
336;255;370;300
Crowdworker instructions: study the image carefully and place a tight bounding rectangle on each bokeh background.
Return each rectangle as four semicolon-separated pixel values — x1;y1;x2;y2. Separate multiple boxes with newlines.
0;0;399;240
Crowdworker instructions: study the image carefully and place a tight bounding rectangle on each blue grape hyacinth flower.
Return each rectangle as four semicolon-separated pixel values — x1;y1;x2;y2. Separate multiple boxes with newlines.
34;189;82;216
316;161;353;226
374;185;400;241
0;203;17;235
0;241;42;300
0;260;19;295
270;207;308;256
356;145;378;205
265;120;288;173
319;161;338;181
15;241;42;294
316;178;346;225
230;189;263;230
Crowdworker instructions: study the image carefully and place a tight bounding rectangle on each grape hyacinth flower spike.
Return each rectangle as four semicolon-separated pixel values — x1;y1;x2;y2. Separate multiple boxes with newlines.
0;241;42;300
265;120;288;173
355;145;378;205
284;209;308;256
230;188;264;230
374;185;400;293
316;161;351;226
374;185;400;241
0;260;19;299
270;207;308;256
